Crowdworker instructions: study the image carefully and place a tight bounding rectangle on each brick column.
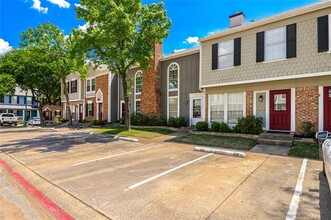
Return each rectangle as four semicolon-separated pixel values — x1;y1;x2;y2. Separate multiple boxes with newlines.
295;86;319;133
141;44;162;118
96;74;109;121
246;91;253;116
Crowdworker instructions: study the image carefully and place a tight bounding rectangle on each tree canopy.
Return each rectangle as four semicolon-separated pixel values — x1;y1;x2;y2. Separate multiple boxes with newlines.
75;0;171;130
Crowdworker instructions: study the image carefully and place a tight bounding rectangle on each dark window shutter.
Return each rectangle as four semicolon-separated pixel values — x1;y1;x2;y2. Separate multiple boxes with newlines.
70;81;73;94
256;32;265;62
318;15;329;53
212;43;218;70
286;23;297;58
234;38;241;66
9;96;11;104
91;103;94;117
86;104;88;117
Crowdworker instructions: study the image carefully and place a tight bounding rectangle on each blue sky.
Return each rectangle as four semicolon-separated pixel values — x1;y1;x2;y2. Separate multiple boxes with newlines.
0;0;323;55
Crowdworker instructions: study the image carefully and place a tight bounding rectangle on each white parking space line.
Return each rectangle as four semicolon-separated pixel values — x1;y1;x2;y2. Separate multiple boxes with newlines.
125;153;213;191
285;158;308;220
72;145;157;166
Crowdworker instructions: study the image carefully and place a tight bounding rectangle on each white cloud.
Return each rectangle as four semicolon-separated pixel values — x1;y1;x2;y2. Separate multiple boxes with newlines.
78;23;89;32
183;36;199;45
0;39;12;55
173;49;185;53
46;0;70;8
31;0;48;14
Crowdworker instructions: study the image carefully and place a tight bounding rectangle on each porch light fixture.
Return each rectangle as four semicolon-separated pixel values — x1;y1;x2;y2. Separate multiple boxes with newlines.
258;95;263;102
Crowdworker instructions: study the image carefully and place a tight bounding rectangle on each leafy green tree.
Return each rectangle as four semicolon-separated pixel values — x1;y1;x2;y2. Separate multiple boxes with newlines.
75;0;171;130
20;23;88;126
0;49;60;126
0;74;16;96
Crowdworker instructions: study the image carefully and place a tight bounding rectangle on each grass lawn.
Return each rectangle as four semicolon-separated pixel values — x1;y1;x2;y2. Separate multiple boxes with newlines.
288;142;319;159
91;127;175;139
174;134;256;151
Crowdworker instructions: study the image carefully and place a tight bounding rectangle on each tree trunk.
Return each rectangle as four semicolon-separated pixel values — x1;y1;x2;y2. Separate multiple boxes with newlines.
61;77;73;126
38;104;45;127
122;77;131;131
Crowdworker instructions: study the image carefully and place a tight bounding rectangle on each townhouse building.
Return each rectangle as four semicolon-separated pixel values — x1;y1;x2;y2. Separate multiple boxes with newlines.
63;1;331;133
0;87;39;120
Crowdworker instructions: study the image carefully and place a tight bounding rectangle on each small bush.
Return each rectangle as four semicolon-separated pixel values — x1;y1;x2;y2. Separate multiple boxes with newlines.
196;121;209;131
219;122;233;133
53;118;59;123
167;117;187;128
300;121;315;138
211;121;220;132
18;120;24;125
60;118;68;123
235;116;263;135
78;119;87;123
92;120;105;126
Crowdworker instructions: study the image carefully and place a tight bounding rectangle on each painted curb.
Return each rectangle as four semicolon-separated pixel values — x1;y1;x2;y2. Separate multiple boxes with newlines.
114;136;138;142
194;147;246;158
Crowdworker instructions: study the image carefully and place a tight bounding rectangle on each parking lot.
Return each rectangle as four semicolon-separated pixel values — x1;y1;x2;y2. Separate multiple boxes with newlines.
0;126;330;219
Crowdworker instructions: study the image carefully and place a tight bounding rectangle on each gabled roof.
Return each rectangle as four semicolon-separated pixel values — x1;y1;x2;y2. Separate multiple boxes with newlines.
200;1;331;42
160;47;200;61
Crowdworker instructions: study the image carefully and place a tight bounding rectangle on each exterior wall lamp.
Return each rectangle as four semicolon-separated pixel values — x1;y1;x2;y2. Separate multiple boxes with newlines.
259;95;264;102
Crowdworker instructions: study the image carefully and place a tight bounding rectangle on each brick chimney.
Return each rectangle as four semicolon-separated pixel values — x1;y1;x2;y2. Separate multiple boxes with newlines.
141;43;162;118
229;12;245;28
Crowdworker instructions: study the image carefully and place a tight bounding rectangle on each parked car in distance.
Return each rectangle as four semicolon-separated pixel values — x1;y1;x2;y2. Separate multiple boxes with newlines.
28;117;41;126
0;113;18;126
316;131;331;193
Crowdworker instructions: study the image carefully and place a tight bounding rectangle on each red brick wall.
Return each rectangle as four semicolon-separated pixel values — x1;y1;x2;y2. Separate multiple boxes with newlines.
295;86;319;133
96;74;109;121
42;105;62;121
246;91;253;116
141;44;162;118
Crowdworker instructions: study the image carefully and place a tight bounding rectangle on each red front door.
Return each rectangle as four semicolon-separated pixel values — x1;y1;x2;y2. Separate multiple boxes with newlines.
270;89;291;131
324;86;331;131
79;104;83;120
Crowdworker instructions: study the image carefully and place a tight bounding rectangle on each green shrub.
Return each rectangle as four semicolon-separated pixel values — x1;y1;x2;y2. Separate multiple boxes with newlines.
195;121;209;131
60;118;68;123
18;120;24;125
300;121;315;138
211;121;220;132
53;118;59;123
78;119;87;123
130;113;167;126
92;120;106;126
235;116;263;135
167;117;187;128
219;122;233;133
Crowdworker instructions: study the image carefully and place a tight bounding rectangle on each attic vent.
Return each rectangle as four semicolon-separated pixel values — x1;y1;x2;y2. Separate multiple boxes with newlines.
229;12;245;28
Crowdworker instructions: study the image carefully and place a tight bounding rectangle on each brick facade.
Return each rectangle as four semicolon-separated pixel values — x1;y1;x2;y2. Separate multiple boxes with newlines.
42;105;62;121
246;91;253;116
295;86;319;133
141;44;163;118
96;74;109;121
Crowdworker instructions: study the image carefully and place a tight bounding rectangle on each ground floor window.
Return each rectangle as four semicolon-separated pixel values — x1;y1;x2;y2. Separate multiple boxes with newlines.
55;110;61;117
210;94;224;123
168;97;178;118
209;92;244;125
135;100;141;113
87;103;94;117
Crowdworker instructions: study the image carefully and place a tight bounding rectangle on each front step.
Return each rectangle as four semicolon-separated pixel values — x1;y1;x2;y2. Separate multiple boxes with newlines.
257;139;292;147
259;132;294;141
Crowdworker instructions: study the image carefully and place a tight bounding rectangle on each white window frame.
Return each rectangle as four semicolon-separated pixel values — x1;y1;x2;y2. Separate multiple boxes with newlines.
264;26;286;62
86;77;96;93
135;71;143;95
134;99;141;113
87;103;93;117
167;63;179;91
218;40;234;69
168;96;179;119
209;94;225;123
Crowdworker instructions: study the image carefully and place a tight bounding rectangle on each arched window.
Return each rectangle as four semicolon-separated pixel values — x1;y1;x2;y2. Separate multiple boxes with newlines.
168;63;179;90
135;71;143;94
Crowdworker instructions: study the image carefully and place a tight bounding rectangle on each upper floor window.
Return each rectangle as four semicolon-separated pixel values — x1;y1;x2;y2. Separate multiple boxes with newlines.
318;14;331;52
212;38;241;70
168;63;179;90
218;40;234;68
0;95;4;103
26;97;32;105
135;71;143;94
71;80;78;93
10;96;18;104
87;78;96;92
264;27;286;61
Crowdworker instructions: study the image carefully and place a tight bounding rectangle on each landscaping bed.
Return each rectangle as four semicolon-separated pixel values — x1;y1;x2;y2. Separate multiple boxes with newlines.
174;134;257;151
91;126;175;139
288;141;319;159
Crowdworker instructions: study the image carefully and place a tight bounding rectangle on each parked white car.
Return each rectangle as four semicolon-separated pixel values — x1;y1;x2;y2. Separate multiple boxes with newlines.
28;117;41;125
316;131;331;193
0;113;18;126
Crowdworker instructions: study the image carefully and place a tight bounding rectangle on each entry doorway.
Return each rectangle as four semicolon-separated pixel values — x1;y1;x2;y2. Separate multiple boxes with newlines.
79;104;83;121
189;93;205;126
324;86;331;131
270;89;291;131
98;103;103;120
120;100;126;119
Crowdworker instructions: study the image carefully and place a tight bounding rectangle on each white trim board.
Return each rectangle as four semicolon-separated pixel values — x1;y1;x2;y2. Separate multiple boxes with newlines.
318;86;324;131
201;71;331;88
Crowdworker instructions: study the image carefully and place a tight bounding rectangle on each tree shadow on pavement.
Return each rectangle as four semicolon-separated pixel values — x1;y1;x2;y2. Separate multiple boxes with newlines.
319;172;331;220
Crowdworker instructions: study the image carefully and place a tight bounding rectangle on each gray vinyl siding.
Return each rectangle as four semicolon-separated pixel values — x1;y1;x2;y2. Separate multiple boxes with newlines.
160;52;200;122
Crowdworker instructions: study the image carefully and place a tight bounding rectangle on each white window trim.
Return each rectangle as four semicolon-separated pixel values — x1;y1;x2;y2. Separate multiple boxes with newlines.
291;88;296;132
167;96;179;119
134;99;141;113
329;14;331;52
189;93;205;126
208;92;245;126
167;62;180;92
134;70;143;95
217;39;234;69
86;77;96;93
264;26;286;62
318;86;324;131
253;90;270;130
